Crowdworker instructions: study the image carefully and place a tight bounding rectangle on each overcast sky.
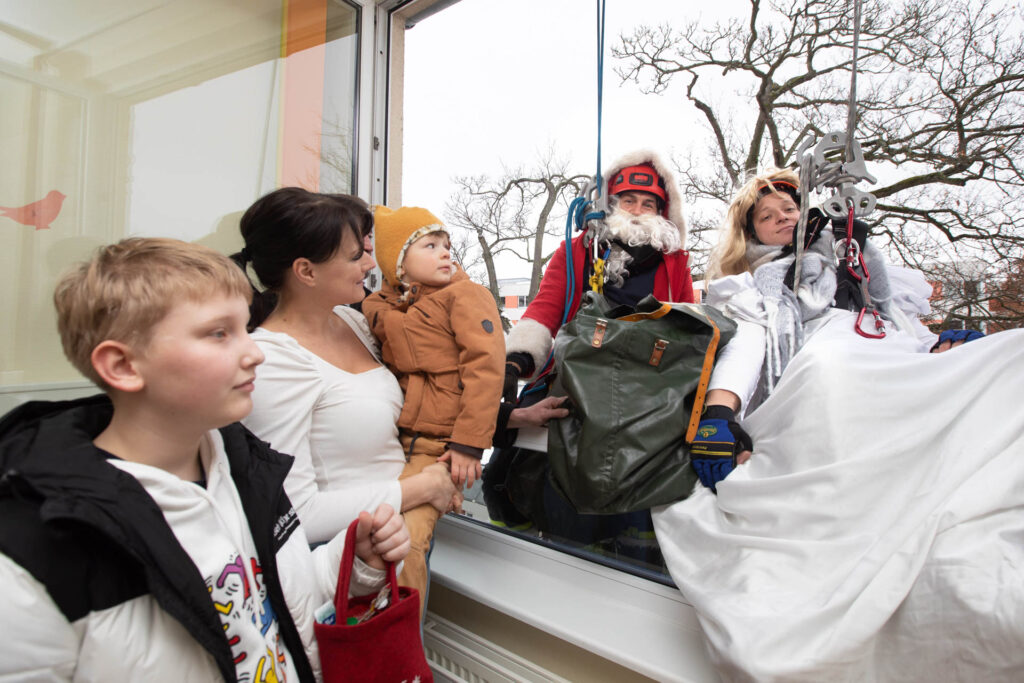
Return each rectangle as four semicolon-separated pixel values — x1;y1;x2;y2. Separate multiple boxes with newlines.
400;0;751;276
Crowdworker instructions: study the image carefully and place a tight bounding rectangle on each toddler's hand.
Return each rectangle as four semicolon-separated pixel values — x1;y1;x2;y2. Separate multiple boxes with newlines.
438;449;482;490
354;503;410;571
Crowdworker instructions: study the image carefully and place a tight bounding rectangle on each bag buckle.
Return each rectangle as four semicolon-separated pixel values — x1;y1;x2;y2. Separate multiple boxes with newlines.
649;339;668;366
591;319;608;348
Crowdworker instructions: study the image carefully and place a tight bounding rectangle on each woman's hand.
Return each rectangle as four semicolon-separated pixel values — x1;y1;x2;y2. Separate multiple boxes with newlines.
444;490;464;515
422;462;460;513
353;504;410;570
507;396;570;429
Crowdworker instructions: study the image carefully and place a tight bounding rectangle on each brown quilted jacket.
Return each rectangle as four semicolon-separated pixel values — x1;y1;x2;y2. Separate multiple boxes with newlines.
362;270;505;453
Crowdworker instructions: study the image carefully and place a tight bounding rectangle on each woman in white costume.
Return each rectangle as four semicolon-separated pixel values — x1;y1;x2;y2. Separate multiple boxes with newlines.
655;169;1024;681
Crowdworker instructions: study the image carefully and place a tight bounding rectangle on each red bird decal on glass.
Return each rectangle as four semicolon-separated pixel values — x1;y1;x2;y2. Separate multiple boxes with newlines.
1;190;66;230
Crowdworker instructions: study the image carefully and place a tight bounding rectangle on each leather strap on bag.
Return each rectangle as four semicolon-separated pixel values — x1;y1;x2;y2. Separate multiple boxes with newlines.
614;303;723;443
685;312;721;444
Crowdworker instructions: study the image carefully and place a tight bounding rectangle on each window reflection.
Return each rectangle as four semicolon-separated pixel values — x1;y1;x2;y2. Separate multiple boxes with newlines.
400;1;676;583
459;448;672;584
0;0;359;387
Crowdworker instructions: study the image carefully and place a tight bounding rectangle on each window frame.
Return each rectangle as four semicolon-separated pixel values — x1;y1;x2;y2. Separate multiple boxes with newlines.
379;6;711;678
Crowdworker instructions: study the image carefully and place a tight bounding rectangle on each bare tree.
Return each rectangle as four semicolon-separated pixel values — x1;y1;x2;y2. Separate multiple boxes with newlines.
306;116;354;194
614;0;1024;295
930;255;1024;332
444;150;589;306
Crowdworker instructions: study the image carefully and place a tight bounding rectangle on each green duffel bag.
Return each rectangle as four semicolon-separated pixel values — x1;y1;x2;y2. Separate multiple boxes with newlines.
547;292;736;514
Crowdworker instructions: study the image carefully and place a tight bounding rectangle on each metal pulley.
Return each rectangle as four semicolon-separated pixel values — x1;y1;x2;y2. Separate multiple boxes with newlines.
808;131;877;220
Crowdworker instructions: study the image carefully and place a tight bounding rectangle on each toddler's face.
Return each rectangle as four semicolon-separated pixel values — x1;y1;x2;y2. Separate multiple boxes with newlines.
401;232;453;287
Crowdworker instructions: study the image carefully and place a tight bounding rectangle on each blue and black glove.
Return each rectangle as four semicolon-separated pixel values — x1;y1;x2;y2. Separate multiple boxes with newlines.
690;405;753;494
930;328;984;352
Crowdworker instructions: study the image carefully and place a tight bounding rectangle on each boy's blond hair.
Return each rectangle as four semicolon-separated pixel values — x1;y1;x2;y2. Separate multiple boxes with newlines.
54;238;252;388
708;167;801;279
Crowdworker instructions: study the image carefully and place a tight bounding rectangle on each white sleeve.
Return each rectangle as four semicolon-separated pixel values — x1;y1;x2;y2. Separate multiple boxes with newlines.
708;320;766;415
311;531;390;600
298;482;403;546
0;553;79;682
245;338;403;544
886;265;939;351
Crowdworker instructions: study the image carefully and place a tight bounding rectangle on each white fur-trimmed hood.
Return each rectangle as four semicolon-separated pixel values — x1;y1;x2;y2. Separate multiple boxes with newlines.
604;149;687;245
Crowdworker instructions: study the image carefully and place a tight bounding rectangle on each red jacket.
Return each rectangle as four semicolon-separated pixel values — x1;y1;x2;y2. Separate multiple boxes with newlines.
522;233;695;336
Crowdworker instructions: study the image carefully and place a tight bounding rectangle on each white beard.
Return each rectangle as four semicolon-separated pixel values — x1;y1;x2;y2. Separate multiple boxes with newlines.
601;209;682;286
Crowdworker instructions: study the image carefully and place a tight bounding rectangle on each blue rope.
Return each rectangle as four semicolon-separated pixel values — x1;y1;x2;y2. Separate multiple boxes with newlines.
564;197;588;323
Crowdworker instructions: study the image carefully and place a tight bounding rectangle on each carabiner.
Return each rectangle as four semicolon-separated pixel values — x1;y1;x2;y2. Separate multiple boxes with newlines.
855;307;886;339
833;237;861;268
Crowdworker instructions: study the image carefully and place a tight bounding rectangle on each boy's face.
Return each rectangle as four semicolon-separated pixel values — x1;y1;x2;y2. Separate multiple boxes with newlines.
133;294;264;430
401;231;453;287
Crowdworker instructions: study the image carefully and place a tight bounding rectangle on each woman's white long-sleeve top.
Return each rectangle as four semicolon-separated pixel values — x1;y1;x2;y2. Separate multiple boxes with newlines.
244;306;406;543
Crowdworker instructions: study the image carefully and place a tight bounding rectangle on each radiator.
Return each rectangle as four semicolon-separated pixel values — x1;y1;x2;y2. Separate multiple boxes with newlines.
422;614;571;683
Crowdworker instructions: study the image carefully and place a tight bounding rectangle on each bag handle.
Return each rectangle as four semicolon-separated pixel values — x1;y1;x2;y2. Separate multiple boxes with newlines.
685;313;722;443
616;303;673;322
332;518;401;620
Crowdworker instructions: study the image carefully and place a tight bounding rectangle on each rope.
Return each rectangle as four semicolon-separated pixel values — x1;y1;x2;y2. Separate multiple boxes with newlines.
793;159;814;290
595;0;606;195
564;0;609;311
845;0;862;164
795;0;865;291
522;0;607;398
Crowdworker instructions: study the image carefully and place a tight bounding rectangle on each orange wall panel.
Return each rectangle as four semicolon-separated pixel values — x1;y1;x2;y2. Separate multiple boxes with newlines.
281;0;326;188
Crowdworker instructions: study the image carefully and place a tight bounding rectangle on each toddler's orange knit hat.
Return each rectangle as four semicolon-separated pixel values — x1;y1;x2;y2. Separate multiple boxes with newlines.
373;205;447;287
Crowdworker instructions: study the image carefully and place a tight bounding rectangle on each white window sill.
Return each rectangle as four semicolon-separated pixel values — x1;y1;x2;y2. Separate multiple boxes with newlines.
431;514;717;682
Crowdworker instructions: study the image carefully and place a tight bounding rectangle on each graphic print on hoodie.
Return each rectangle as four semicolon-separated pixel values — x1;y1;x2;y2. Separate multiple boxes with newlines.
109;433;296;682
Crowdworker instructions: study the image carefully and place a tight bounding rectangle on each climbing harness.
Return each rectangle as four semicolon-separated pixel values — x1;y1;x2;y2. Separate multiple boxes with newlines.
836;204;886;338
792;0;884;338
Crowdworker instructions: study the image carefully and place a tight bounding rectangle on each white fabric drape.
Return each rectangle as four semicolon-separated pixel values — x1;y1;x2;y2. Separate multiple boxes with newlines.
654;317;1024;682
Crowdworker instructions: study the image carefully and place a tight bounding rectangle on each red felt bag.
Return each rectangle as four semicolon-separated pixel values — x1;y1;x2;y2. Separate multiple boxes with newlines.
314;519;433;683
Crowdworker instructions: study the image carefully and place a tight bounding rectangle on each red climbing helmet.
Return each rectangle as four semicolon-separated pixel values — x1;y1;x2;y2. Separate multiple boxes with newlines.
608;163;667;203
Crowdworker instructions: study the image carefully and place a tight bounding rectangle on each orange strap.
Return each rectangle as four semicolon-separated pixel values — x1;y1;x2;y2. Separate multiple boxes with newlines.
615;304;722;443
685;314;721;444
616;303;673;322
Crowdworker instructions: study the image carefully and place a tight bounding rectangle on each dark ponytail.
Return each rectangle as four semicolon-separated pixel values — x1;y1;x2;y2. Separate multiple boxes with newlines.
233;188;372;329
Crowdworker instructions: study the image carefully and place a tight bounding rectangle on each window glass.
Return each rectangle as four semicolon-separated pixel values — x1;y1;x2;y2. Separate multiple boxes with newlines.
400;0;705;583
0;0;359;388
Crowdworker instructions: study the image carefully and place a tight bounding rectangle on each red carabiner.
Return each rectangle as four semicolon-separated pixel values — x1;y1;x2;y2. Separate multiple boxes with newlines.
855;307;886;339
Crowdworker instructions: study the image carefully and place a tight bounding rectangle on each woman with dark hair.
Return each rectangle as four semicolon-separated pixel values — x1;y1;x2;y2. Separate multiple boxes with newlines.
232;187;458;544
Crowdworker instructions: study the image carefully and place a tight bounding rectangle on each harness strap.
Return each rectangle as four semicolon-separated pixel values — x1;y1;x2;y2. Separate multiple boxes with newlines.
833;204;885;339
